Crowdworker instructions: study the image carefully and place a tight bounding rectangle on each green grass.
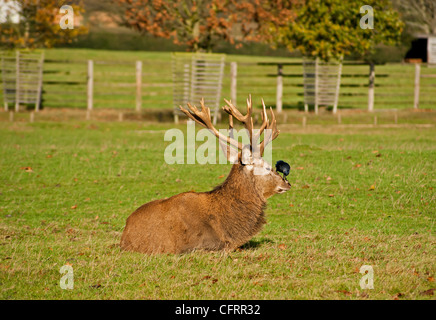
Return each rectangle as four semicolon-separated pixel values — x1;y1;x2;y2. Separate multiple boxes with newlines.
0;120;434;299
2;48;436;110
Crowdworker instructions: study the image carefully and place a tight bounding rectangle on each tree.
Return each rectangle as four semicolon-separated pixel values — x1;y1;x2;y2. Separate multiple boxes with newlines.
272;0;404;61
0;0;88;49
115;0;297;52
392;0;436;35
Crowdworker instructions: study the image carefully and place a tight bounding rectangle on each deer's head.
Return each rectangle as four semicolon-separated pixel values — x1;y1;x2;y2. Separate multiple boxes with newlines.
180;95;291;199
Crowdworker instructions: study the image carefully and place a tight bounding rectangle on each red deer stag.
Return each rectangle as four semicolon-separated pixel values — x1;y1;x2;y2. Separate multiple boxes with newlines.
120;96;291;254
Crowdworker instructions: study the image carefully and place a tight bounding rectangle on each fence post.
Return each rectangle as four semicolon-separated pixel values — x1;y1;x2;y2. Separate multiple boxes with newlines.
15;50;20;112
276;64;283;113
368;62;375;112
136;60;142;112
333;62;342;114
314;58;319;115
230;62;237;104
414;63;421;109
87;60;93;111
35;52;44;112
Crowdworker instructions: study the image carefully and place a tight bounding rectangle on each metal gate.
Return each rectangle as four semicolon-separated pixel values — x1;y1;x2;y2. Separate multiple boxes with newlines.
172;52;225;124
1;50;44;111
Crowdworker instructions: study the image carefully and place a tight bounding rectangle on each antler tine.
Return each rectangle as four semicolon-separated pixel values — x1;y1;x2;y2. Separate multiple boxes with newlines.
259;107;280;156
223;97;254;145
253;98;268;142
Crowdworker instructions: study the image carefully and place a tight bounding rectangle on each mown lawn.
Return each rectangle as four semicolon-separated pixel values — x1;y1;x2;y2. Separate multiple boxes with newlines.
0;120;434;299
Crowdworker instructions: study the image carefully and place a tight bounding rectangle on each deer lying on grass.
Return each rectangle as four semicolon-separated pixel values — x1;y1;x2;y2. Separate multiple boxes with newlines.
120;96;291;254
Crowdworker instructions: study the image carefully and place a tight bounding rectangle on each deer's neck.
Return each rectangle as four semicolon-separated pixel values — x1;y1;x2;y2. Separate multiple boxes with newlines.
211;163;265;204
208;163;266;248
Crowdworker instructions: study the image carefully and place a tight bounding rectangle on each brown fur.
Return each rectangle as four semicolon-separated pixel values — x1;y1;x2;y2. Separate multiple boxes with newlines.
120;162;290;254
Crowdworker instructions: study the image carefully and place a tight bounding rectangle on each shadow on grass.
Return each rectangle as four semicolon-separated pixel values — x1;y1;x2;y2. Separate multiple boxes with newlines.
239;238;274;250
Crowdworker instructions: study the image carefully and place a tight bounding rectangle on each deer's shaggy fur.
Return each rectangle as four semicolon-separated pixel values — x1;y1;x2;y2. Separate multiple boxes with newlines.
120;162;289;254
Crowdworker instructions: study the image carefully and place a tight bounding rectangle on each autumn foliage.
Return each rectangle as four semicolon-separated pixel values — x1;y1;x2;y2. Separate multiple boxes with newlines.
116;0;298;52
0;0;88;49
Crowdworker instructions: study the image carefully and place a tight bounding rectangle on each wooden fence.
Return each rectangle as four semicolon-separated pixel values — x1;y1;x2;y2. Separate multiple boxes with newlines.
0;57;435;114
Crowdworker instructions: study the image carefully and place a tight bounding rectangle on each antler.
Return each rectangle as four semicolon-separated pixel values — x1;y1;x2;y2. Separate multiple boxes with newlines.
223;95;279;157
179;99;243;159
179;96;280;162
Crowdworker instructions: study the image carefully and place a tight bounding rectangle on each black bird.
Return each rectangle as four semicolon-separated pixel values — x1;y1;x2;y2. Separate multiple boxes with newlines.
276;160;290;178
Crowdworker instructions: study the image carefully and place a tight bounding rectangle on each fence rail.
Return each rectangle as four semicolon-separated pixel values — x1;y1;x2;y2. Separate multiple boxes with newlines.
0;55;435;113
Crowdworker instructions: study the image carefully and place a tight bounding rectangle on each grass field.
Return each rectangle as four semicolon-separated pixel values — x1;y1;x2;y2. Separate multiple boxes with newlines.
0;119;434;299
2;48;436;111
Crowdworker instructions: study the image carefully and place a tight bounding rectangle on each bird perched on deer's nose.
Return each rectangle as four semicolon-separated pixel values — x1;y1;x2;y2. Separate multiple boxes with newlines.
276;160;290;177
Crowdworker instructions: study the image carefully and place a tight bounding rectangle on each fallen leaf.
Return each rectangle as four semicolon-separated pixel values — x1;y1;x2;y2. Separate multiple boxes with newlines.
218;174;225;179
354;164;362;168
46;155;53;158
328;194;335;197
427;277;434;282
278;244;286;250
295;167;304;170
335;290;352;296
420;289;434;296
71;205;77;209
20;167;33;172
392;292;404;300
302;185;310;189
326;176;332;181
369;185;375;191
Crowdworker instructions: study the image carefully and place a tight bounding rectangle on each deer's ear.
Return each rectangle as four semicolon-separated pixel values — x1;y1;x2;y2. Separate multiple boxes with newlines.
240;147;253;165
218;140;239;164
